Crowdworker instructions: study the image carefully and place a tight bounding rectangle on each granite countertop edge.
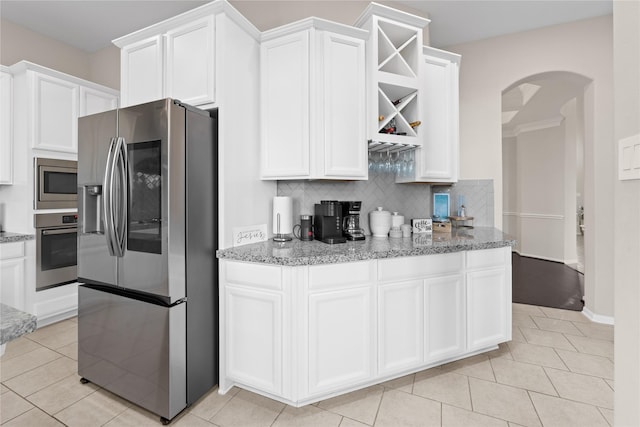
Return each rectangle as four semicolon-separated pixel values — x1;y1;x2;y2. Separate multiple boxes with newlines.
0;233;35;244
217;227;515;266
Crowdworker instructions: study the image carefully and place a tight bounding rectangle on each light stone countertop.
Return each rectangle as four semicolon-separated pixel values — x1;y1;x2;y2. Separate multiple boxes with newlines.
0;232;35;244
216;227;515;266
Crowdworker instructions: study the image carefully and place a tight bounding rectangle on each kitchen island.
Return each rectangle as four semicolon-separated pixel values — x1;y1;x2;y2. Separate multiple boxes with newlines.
216;227;515;407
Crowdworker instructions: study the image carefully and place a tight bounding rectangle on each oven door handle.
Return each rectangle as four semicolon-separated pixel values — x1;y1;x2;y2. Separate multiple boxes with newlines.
42;228;77;236
103;137;119;257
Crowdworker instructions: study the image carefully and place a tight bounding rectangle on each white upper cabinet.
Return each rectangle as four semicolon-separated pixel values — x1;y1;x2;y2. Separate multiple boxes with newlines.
115;10;216;108
1;66;13;184
10;61;119;155
355;3;429;147
32;72;79;153
260;18;368;180
413;47;460;183
165;16;215;107
79;86;119;117
120;35;164;107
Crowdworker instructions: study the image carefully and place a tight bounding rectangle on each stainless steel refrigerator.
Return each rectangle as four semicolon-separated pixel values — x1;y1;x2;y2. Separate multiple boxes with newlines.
77;99;217;424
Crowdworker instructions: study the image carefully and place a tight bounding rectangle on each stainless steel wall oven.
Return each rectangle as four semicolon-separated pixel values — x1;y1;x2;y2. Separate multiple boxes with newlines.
35;212;78;290
34;158;78;210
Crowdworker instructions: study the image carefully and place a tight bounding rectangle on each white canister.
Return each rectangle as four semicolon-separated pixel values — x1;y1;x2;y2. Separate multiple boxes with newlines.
401;224;412;237
369;207;392;237
391;212;405;228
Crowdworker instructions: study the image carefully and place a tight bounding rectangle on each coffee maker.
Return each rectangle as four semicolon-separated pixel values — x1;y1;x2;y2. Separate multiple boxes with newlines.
314;200;346;244
341;201;366;241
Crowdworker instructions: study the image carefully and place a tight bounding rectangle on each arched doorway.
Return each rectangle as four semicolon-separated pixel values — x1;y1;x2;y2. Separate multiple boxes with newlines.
501;71;592;310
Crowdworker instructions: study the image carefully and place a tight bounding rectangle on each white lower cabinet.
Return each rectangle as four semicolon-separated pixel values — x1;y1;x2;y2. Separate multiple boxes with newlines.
308;286;374;394
0;242;26;311
225;285;283;395
466;247;512;351
425;274;465;362
219;246;511;406
467;268;509;351
378;279;424;375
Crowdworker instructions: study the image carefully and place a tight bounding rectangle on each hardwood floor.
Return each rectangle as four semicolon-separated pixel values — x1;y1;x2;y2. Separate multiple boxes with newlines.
512;253;584;311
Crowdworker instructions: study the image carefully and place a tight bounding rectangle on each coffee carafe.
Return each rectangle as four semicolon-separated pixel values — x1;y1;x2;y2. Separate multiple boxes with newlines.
341;201;366;241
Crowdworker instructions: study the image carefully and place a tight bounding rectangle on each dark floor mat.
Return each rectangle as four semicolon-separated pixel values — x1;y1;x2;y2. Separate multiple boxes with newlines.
512;253;584;311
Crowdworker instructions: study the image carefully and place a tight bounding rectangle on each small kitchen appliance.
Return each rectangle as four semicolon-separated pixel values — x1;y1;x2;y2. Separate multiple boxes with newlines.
340;201;365;241
313;200;346;244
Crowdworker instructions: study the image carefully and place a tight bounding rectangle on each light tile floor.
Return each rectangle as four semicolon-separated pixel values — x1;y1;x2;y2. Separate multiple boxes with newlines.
0;303;614;426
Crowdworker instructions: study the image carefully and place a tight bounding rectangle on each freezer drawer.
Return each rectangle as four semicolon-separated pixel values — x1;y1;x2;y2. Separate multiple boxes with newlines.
78;285;187;421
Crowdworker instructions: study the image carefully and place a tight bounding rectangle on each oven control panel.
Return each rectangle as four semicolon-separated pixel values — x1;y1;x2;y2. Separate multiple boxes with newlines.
62;214;78;224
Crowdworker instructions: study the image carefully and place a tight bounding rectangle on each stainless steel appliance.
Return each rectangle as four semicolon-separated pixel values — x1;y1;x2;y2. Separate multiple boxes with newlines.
34;212;78;290
77;99;218;424
313;200;346;244
341;201;366;241
34;158;77;210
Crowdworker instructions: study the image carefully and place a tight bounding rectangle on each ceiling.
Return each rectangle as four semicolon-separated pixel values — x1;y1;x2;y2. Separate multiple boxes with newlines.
0;0;613;53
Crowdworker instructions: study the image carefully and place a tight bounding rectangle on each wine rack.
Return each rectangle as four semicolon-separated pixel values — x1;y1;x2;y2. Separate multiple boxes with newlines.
356;4;429;146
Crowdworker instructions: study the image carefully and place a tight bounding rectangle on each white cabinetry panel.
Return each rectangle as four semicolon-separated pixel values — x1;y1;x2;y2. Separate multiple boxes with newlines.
79;86;118;117
425;274;465;362
121;35;164;107
226;286;283;395
0;242;26;311
0;68;13;184
416;48;459;182
260;31;310;178
321;32;366;178
467;268;508;351
165;16;215;106
378;279;424;375
33;73;79;152
308;286;374;394
260;20;367;180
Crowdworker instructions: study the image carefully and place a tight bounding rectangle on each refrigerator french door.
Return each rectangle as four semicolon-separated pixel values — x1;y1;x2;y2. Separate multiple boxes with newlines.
77;99;217;423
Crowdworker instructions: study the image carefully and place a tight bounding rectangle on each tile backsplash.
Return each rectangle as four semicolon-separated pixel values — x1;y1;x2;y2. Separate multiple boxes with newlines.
432;179;495;227
276;175;495;234
277;170;432;235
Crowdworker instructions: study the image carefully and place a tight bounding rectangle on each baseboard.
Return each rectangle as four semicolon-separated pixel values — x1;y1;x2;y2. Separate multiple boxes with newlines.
515;251;565;264
582;307;615;325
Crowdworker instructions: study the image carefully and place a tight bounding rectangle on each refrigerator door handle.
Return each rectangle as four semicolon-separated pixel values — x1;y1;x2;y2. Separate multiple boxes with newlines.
113;136;128;257
103;137;119;257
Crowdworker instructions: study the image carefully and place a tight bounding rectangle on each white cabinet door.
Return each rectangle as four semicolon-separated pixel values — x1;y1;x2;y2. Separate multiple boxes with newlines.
466;267;508;351
79;86;118;117
320;32;367;178
225;286;283;395
0;69;13;184
378;279;424;375
425;274;465;362
165;16;215;106
32;72;79;152
260;31;310;178
0;242;26;311
121;35;163;107
308;286;374;394
415;48;459;182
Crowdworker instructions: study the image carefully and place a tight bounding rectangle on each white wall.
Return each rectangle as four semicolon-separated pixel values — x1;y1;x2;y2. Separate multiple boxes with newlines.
561;98;578;263
508;124;566;262
448;15;614;318
613;1;640;425
0;18;119;89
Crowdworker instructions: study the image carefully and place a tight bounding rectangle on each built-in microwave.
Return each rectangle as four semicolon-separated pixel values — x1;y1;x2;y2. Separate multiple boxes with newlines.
34;158;78;210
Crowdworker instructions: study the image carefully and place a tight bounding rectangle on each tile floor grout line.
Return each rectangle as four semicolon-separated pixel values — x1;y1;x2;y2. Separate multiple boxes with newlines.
525;389;544;427
268;402;287;427
370;387;385;426
596;406;614;427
